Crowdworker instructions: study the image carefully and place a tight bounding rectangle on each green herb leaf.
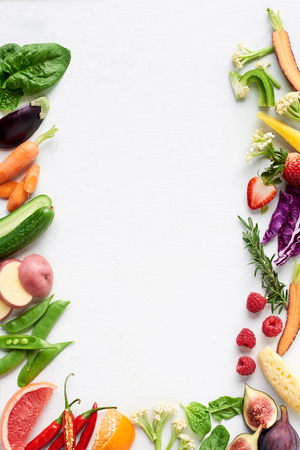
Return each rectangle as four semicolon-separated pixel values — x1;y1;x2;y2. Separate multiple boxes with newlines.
180;402;211;439
208;396;243;422
199;425;230;450
2;43;71;95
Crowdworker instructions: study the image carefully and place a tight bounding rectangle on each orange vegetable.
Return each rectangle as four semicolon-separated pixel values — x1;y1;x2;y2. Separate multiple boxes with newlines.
267;9;300;91
24;164;40;193
0;181;17;198
0;125;57;185
277;261;300;356
7;178;28;212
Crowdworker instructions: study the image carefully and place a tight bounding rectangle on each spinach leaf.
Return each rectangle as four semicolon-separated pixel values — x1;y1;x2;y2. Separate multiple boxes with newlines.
2;43;71;95
0;44;22;110
199;425;229;450
180;402;211;440
0;43;21;86
208;396;243;422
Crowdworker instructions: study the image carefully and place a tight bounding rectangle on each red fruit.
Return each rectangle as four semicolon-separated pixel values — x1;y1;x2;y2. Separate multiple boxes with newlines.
236;356;256;376
236;328;256;348
247;176;277;210
262;316;283;337
282;153;300;189
247;292;267;313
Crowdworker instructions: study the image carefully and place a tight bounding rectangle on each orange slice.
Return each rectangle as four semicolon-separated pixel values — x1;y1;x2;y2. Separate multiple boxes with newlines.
92;409;135;450
1;381;57;450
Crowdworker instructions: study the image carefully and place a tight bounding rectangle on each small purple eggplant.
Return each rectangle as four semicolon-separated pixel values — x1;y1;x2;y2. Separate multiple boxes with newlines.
0;96;50;148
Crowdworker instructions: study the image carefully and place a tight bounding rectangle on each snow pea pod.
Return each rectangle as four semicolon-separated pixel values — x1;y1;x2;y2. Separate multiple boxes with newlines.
0;349;26;376
1;295;54;333
18;341;73;387
27;299;70;369
0;335;58;350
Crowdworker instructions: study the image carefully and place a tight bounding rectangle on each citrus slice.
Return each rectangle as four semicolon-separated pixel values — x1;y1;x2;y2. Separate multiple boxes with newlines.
1;381;57;450
92;409;135;450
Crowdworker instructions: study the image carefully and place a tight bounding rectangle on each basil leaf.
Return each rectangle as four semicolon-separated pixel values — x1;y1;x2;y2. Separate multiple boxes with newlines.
199;425;229;450
208;396;243;422
180;402;211;439
2;43;71;95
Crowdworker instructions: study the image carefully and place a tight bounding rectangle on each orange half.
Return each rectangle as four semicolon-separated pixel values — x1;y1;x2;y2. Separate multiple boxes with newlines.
92;409;135;450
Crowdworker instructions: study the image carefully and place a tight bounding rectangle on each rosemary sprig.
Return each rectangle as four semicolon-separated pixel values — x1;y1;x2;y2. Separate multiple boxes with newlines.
238;216;288;313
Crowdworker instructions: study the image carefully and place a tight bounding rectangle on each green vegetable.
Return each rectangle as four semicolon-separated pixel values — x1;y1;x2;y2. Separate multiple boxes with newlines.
255;61;281;89
0;334;57;350
208;396;243;422
17;341;73;387
199;425;230;450
180;402;211;439
0;43;23;111
0;349;26;376
0;204;54;260
238;216;288;312
1;295;54;333
232;42;274;69
229;69;275;106
27;299;70;369
0;43;71;110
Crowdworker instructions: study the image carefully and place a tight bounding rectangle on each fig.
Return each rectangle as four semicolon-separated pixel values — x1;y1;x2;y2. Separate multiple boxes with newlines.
243;384;277;431
228;425;262;450
258;405;300;450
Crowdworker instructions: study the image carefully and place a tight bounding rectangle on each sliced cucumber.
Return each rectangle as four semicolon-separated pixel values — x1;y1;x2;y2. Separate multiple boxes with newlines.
0;194;52;238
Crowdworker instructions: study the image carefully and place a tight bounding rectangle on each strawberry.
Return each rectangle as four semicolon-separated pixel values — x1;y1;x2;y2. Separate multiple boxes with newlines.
282;152;300;189
247;176;277;210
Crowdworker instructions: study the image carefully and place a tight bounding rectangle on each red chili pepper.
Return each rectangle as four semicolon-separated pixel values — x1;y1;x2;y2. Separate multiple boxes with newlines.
62;373;76;450
48;405;116;450
25;399;80;450
76;402;98;450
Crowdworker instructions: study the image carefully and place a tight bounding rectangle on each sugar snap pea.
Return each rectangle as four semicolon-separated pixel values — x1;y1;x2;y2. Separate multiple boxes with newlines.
1;295;54;333
18;341;73;387
0;349;26;376
27;299;70;369
0;335;58;350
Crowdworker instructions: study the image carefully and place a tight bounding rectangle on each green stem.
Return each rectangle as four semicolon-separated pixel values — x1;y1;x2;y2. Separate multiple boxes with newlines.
165;430;178;450
31;96;50;119
240;45;274;64
293;260;300;284
264;68;281;89
34;125;58;147
267;8;284;32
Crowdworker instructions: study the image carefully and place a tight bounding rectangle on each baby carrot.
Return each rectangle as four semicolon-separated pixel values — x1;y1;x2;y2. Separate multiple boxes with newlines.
0;125;57;185
24;164;40;193
7;177;28;212
0;181;17;198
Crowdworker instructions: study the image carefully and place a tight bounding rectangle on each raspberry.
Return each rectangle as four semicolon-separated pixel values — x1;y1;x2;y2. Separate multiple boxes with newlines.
246;292;267;313
236;356;256;376
236;328;256;348
262;316;283;337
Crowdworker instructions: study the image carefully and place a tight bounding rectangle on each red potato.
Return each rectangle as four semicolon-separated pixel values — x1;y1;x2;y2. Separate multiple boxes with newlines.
18;254;53;298
0;260;33;308
0;299;12;321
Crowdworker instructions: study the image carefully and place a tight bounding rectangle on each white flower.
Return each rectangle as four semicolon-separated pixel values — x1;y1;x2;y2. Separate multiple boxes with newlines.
172;418;187;431
276;91;300;115
178;434;196;449
232;42;243;68
152;402;177;415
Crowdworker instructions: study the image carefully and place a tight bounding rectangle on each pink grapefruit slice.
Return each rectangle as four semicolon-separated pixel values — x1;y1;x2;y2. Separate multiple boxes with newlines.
1;381;57;450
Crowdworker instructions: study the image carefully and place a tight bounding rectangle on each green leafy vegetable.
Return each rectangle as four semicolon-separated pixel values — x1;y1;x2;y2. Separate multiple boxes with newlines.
180;402;211;439
2;43;71;95
0;43;23;110
208;396;243;422
199;425;230;450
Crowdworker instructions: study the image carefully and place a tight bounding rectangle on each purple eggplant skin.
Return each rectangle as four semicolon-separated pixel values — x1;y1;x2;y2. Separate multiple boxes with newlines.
258;405;300;450
0;96;50;148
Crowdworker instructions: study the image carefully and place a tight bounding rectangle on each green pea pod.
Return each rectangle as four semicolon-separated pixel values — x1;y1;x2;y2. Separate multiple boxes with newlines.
18;341;73;387
27;299;70;369
1;295;54;333
0;349;26;376
0;335;58;350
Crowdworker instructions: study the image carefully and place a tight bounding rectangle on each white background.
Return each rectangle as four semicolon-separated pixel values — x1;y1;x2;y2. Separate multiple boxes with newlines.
0;0;300;448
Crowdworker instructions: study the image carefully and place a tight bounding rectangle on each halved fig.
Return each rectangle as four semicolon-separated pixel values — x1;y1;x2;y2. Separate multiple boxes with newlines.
243;384;277;431
227;425;262;450
0;260;33;308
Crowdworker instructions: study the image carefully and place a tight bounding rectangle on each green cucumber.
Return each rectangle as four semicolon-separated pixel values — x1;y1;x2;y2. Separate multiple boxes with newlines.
0;194;52;238
0;204;54;259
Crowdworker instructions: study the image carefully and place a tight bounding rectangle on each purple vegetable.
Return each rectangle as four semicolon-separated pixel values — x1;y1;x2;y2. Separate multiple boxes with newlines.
278;185;300;252
0;96;50;148
261;191;293;244
275;226;300;266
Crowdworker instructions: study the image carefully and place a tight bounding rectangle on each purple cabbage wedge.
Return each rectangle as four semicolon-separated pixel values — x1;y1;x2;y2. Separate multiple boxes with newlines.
278;185;300;252
261;191;293;244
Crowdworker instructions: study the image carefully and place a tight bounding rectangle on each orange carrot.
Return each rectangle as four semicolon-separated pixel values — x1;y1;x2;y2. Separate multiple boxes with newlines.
24;164;40;193
0;125;57;185
0;181;18;198
7;178;29;212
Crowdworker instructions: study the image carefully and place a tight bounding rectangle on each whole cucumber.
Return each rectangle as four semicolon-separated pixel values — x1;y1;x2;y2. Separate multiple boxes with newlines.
0;204;54;259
